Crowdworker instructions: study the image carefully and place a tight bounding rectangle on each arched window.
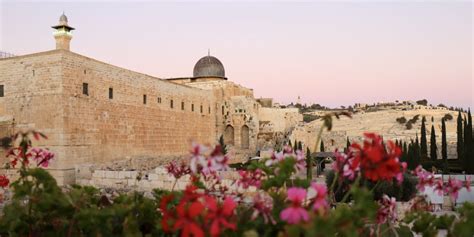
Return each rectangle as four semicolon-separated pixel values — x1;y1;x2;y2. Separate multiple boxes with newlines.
224;125;235;145
241;125;250;149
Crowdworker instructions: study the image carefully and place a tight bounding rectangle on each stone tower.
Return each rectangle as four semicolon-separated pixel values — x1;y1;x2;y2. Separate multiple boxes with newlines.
51;13;75;50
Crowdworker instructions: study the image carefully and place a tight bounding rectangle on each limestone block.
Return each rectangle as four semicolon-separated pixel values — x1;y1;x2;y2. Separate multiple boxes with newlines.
148;173;159;180
92;170;105;178
155;167;167;174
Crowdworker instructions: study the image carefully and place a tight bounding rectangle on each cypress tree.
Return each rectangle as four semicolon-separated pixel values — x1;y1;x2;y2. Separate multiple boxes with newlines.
441;118;448;173
320;140;325;152
306;147;312;180
430;124;438;161
457;111;464;160
464;117;470;173
420;116;428;160
293;140;298;151
346;137;350;151
465;109;473;173
288;139;292;148
414;136;421;167
407;140;415;169
297;141;303;151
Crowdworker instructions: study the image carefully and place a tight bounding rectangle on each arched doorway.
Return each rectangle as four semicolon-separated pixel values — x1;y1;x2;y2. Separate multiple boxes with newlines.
241;125;250;149
224;125;234;145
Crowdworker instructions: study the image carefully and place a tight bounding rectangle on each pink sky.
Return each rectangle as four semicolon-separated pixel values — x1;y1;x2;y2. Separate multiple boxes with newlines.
1;1;472;108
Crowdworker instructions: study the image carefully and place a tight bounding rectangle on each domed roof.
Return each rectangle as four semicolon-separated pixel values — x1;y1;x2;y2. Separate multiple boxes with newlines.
59;13;68;25
193;55;225;78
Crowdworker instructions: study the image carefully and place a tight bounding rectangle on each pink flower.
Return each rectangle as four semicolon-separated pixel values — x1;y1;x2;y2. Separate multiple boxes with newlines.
189;143;208;174
280;187;309;224
29;148;54;168
344;155;360;180
265;150;284;167
434;179;444;196
251;192;276;225
464;176;471;192
376;195;397;224
310;183;328;212
237;169;264;189
189;143;229;177
294;150;307;172
445;177;463;201
413;166;435;192
166;161;190;179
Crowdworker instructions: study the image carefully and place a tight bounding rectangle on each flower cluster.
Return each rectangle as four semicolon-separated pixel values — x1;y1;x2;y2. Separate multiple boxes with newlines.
280;187;309;224
376;195;397;224
333;133;406;183
0;175;9;188
160;185;237;237
166;161;191;179
189;143;229;177
265;146;306;172
6;131;54;169
413;165;471;201
280;183;329;224
237;169;264;189
251;192;275;225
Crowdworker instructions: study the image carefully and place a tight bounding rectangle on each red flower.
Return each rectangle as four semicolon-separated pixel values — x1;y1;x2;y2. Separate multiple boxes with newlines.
174;200;205;237
159;194;176;233
351;133;403;182
205;196;237;237
0;175;9;188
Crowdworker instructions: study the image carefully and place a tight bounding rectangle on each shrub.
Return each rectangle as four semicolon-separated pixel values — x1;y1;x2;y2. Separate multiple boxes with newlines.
396;116;407;124
443;113;453;121
303;114;319;123
416;99;428;106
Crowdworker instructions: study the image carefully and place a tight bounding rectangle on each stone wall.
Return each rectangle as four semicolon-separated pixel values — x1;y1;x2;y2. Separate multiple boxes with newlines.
75;165;241;192
259;107;302;133
0;50;218;184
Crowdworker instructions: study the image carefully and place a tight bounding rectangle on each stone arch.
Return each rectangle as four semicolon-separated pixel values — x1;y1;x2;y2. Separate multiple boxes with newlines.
224;125;235;145
241;125;250;149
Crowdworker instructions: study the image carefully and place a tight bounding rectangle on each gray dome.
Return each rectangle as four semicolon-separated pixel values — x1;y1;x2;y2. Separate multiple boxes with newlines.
59;13;68;25
193;55;225;78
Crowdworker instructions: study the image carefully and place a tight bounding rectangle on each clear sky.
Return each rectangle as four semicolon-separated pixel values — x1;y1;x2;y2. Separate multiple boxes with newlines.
1;0;472;108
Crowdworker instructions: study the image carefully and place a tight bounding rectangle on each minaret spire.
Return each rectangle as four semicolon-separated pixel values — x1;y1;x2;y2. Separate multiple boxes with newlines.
52;13;75;51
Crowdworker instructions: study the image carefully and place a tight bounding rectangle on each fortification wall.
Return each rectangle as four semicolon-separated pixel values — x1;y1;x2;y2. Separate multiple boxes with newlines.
59;51;216;170
0;51;67;167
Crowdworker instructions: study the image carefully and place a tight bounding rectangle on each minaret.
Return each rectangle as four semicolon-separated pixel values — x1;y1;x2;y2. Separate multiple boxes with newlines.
51;13;75;50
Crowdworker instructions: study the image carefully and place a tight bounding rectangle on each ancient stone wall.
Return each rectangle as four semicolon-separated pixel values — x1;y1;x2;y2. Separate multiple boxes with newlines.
59;51;216;169
0;50;219;184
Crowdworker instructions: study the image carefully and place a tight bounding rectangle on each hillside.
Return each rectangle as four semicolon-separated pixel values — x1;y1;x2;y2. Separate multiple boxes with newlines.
290;108;465;159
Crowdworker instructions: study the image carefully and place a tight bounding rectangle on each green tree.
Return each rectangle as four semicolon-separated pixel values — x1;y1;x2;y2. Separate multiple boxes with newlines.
218;135;227;155
457;110;464;160
441;118;448;173
420;116;428;160
306;147;312;180
465;109;473;173
320;140;325;152
430;125;438;161
464;116;471;173
414;135;421;168
346;137;350;152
